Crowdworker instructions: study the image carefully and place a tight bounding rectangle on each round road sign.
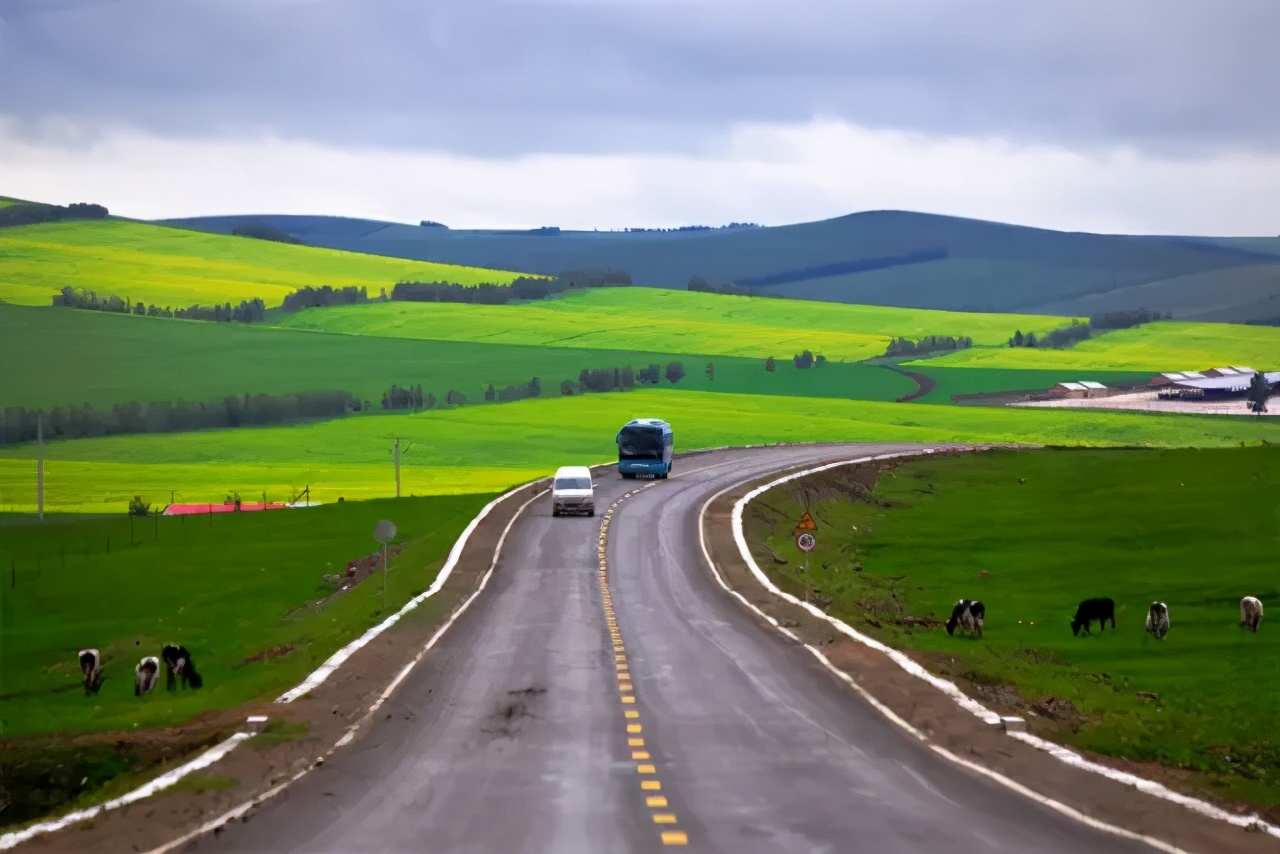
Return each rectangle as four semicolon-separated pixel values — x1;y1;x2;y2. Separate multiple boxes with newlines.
796;532;816;552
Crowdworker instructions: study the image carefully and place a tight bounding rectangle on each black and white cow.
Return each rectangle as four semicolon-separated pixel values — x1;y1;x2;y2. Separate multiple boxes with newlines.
135;656;160;696
1144;601;1170;640
945;599;985;638
1240;596;1264;633
162;644;203;690
1071;597;1116;636
78;648;103;696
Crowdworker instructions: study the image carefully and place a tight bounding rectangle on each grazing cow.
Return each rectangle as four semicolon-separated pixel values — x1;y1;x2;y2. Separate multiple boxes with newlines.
945;599;986;638
1240;596;1264;633
1145;601;1170;640
1071;597;1116;636
78;648;103;696
135;656;160;696
162;644;203;690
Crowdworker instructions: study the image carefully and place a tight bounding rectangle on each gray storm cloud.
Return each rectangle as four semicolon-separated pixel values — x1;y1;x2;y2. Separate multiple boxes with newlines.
1;0;1276;159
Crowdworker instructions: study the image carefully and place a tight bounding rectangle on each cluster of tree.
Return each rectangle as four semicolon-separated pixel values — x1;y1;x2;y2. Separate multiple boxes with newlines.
883;335;974;357
392;269;633;306
0;201;108;228
0;391;358;445
485;377;542;403
381;384;433;411
792;349;828;369
1089;308;1172;330
281;285;378;312
577;367;637;393
686;276;755;296
734;248;948;289
52;287;267;322
622;223;762;233
1248;372;1272;414
230;222;305;245
1008;321;1091;349
419;220;448;228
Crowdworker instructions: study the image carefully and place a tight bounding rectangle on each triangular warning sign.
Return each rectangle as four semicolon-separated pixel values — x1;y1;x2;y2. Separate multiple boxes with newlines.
795;511;817;531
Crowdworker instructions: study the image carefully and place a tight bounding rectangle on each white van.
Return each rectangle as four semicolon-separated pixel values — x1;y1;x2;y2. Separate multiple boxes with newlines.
551;466;596;517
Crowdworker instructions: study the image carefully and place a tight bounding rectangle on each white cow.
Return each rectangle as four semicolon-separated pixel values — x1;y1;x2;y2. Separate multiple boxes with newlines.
78;648;103;695
1240;596;1264;633
135;656;160;696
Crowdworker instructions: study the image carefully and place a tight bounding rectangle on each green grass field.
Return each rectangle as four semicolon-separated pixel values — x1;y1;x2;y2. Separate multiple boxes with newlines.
0;219;531;308
0;303;912;410
2;390;1277;514
907;367;1156;404
0;492;496;739
745;447;1280;807
272;288;1075;362
906;321;1280;373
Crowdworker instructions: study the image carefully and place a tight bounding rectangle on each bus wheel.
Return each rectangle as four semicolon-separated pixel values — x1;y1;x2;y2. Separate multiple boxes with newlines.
622;472;636;480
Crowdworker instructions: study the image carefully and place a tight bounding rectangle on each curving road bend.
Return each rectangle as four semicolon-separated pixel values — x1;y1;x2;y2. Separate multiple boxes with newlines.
202;444;1161;854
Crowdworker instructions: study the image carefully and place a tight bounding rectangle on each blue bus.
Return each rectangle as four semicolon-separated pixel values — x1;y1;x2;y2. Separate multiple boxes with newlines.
616;418;673;479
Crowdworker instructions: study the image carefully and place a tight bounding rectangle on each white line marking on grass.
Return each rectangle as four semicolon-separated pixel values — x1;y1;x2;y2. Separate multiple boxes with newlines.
0;733;253;851
706;451;1280;843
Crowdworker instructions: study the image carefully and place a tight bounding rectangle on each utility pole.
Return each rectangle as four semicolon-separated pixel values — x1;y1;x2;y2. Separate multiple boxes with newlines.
37;411;44;521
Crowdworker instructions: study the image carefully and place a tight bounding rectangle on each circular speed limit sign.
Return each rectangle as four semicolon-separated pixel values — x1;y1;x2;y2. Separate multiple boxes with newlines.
796;532;816;552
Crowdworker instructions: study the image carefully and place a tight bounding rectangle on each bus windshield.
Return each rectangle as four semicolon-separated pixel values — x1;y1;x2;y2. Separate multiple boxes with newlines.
618;426;664;460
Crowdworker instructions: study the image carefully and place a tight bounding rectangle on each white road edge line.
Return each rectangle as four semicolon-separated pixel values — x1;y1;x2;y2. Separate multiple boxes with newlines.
0;476;558;853
699;449;1280;849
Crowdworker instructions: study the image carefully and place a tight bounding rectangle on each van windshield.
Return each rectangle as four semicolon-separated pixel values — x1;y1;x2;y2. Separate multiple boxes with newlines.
555;477;592;490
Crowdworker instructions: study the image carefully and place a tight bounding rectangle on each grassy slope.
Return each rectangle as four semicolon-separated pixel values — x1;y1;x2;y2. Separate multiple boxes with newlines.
906;322;1280;372
272;289;1074;362
0;492;494;738
0;304;912;409
0;219;531;308
1022;264;1280;325
2;389;1277;513
746;447;1280;807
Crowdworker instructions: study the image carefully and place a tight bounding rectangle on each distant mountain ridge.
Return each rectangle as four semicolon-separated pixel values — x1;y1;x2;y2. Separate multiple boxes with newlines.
158;210;1280;322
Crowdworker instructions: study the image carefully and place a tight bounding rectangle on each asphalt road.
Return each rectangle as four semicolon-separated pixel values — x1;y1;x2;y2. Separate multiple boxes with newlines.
203;444;1162;854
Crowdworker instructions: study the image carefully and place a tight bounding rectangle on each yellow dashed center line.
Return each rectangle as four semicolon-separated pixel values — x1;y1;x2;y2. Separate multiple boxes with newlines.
597;483;688;846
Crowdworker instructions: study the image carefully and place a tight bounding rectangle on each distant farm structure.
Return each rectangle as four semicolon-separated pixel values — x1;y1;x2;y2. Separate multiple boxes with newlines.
1012;367;1279;416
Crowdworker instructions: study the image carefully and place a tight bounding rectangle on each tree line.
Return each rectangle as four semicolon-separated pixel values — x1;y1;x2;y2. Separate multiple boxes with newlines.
390;269;633;306
1009;309;1175;349
0;391;358;445
281;285;381;312
883;335;973;357
230;222;306;245
0;201;109;228
52;287;267;322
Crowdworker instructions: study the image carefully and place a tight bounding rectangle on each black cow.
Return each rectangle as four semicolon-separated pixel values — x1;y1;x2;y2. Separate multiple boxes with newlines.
78;648;103;696
1071;597;1116;636
162;644;204;691
945;599;985;638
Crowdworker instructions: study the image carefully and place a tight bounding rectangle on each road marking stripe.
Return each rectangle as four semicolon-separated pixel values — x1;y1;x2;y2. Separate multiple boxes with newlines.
598;481;688;848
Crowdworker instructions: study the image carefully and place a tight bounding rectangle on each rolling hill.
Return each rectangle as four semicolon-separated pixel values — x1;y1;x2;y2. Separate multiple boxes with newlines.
0;218;533;308
160;210;1280;322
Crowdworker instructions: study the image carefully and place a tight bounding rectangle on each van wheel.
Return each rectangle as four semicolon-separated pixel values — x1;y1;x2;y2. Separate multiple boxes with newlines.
552;508;560;517
587;510;595;517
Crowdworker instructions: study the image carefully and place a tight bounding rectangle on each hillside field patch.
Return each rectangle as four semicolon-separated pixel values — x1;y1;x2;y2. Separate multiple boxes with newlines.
744;446;1280;811
0;304;912;410
0;219;530;308
272;288;1076;362
906;321;1280;373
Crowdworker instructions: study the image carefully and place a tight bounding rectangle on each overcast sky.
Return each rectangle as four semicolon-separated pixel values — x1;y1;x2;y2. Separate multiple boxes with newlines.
1;0;1276;234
